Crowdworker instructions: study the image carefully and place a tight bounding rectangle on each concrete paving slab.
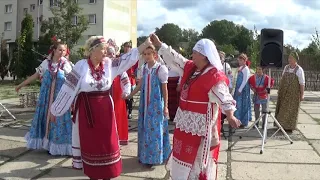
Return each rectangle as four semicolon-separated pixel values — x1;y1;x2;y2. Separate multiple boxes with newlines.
231;138;313;150
309;113;320;120
120;156;167;179
36;168;87;180
217;164;227;180
297;124;320;139
303;109;320;114
231;140;320;163
0;139;27;158
232;162;320;180
0;151;66;180
0;127;27;143
120;143;138;157
297;113;318;124
0;156;9;164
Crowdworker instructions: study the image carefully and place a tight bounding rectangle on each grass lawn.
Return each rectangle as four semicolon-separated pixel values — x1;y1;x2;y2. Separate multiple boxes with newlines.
0;80;40;100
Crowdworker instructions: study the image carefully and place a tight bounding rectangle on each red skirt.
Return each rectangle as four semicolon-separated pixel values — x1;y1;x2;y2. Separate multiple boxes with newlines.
112;76;128;145
76;91;122;179
168;77;180;120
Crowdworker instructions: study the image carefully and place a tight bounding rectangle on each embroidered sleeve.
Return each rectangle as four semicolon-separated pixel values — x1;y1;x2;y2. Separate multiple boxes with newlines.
111;48;140;80
158;65;169;83
63;60;73;74
238;67;250;93
120;72;131;95
35;60;48;76
51;60;84;116
158;43;188;76
296;67;305;86
209;81;237;114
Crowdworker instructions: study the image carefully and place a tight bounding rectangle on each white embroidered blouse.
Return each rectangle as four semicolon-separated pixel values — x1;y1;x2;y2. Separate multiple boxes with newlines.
119;72;131;95
158;43;236;114
36;57;73;77
50;48;140;117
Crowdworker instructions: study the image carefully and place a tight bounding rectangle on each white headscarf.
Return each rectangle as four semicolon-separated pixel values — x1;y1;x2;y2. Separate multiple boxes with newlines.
192;39;223;71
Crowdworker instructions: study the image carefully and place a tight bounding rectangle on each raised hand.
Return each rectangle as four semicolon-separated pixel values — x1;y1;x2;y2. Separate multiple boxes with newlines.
150;33;162;47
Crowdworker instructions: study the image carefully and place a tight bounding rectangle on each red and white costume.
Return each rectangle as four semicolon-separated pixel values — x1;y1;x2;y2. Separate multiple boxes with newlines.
158;39;236;180
112;72;131;145
50;37;148;179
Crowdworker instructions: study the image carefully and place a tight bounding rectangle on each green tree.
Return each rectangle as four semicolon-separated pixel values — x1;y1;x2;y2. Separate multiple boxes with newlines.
201;20;238;45
40;0;89;50
246;26;260;69
0;40;9;80
232;25;253;53
181;29;199;42
16;14;37;78
155;23;182;49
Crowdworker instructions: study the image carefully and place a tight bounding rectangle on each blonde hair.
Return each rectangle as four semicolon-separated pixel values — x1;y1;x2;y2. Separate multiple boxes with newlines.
238;53;248;61
84;36;107;57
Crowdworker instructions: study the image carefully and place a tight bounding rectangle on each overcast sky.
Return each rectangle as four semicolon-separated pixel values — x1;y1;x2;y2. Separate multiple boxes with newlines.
137;0;320;49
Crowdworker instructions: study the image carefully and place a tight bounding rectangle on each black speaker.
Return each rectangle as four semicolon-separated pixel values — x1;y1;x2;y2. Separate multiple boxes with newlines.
260;28;283;68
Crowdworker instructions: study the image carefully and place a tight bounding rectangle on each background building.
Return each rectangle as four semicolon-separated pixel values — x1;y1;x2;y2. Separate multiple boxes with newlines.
0;0;137;56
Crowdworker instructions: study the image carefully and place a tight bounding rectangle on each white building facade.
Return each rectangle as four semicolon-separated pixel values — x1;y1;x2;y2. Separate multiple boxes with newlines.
0;0;137;54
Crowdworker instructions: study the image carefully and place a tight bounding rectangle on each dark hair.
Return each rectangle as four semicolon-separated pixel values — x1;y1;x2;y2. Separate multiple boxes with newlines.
124;41;132;48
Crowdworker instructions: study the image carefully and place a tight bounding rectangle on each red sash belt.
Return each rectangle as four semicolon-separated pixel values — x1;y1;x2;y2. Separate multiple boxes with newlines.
73;90;110;128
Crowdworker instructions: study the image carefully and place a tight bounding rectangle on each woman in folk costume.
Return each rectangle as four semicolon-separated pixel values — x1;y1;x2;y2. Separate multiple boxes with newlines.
126;45;171;167
107;43;131;145
234;53;252;127
249;66;274;128
122;41;138;119
150;33;240;180
16;41;73;156
50;36;151;180
275;51;305;132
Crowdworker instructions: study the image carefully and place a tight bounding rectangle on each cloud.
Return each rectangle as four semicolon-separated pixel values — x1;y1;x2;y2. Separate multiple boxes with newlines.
137;0;319;49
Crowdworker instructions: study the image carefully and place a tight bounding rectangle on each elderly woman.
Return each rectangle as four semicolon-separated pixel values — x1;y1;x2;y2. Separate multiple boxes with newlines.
50;36;150;180
150;33;240;180
275;51;305;132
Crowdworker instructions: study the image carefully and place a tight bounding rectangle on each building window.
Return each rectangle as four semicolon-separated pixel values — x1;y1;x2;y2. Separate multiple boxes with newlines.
38;0;43;5
30;4;36;12
4;22;12;31
89;0;96;4
72;16;78;25
50;0;59;7
23;8;28;14
5;4;13;13
88;14;96;24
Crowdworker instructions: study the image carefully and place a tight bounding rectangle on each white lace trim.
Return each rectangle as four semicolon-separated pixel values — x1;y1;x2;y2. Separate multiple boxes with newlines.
174;108;207;136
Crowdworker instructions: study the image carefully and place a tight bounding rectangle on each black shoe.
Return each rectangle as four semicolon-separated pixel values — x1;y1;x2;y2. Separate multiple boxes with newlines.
128;114;132;119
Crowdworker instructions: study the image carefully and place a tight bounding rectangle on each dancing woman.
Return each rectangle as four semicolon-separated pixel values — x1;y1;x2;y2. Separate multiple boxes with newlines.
51;36;150;180
16;41;73;156
151;34;240;180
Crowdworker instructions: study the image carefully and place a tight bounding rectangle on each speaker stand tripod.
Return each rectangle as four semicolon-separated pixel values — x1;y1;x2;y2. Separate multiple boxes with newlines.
228;68;293;154
0;102;16;121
